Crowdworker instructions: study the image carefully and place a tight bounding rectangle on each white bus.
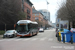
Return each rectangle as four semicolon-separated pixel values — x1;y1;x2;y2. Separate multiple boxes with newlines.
15;20;38;37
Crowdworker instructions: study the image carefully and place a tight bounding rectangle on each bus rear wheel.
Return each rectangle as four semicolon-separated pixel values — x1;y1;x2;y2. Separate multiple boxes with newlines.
35;32;38;35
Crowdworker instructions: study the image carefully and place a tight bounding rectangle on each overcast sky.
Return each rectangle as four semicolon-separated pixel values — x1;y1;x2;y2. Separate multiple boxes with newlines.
30;0;65;23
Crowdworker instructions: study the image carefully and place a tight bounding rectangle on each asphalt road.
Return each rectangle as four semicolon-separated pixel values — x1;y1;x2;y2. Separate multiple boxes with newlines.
0;29;75;50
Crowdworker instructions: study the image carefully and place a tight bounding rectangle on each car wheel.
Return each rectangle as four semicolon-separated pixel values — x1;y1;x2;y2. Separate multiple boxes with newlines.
15;34;17;37
3;35;5;38
12;34;14;38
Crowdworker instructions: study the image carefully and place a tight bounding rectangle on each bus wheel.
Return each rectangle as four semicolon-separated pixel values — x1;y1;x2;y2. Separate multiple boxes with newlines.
35;32;38;35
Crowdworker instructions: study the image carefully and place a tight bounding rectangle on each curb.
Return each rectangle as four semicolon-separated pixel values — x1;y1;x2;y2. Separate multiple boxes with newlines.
57;40;75;45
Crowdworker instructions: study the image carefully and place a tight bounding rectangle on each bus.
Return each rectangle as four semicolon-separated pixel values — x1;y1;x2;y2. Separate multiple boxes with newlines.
15;20;38;37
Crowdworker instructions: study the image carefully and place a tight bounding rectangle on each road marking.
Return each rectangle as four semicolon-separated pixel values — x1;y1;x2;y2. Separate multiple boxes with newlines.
31;38;38;41
23;38;31;41
48;39;53;41
7;39;14;41
0;39;7;41
0;38;54;42
15;39;22;41
0;40;4;41
40;38;46;41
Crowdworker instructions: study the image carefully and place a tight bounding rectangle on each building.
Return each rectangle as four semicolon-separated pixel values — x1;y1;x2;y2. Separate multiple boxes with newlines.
38;9;50;22
32;7;48;28
21;0;33;20
32;8;44;22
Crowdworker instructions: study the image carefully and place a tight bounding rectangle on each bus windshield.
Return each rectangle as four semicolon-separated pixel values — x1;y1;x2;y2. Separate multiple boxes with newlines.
16;25;28;32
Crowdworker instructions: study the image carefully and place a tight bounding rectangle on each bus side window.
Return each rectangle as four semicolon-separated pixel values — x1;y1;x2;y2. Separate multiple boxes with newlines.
28;24;31;31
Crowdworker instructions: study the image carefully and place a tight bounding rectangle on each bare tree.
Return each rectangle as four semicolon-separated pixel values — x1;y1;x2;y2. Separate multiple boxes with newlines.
0;0;26;24
57;0;75;21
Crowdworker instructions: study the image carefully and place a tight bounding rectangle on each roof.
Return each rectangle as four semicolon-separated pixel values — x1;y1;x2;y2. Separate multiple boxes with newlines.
28;0;33;5
32;9;40;13
25;0;33;6
17;20;38;24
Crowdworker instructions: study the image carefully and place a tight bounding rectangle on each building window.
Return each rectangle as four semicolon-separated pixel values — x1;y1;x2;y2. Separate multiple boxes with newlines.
35;14;39;16
27;9;30;14
35;14;36;16
27;15;31;20
22;0;24;12
35;17;39;20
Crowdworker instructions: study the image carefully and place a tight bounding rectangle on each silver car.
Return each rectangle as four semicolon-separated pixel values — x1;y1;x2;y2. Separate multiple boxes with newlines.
3;30;17;38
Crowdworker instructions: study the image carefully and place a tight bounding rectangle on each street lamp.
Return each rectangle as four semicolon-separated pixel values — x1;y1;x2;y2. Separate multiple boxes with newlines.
46;0;49;18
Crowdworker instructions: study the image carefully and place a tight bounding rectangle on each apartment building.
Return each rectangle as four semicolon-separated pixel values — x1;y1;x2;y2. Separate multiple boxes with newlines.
21;0;33;20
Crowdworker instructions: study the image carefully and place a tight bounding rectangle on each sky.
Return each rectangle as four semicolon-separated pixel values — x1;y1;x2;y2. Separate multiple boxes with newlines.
30;0;65;23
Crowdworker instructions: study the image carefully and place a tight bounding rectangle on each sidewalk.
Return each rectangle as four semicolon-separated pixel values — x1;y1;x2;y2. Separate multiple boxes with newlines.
0;35;3;39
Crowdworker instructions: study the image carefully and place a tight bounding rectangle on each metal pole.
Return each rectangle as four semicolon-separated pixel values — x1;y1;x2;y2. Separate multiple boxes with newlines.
46;0;48;20
5;24;6;32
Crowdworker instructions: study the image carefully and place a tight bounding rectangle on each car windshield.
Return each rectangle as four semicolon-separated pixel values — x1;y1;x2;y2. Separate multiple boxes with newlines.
6;30;14;33
16;25;28;32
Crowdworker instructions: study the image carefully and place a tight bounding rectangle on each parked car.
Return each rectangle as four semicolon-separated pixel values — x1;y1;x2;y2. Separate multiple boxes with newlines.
39;28;44;32
3;30;17;38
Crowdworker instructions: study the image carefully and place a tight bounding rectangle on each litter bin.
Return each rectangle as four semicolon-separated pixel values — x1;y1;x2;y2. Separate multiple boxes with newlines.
61;32;65;42
57;31;63;41
64;33;72;42
58;32;61;41
61;29;72;42
72;33;75;42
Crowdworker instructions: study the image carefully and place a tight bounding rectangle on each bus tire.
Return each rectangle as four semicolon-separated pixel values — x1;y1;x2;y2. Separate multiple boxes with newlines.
35;32;38;35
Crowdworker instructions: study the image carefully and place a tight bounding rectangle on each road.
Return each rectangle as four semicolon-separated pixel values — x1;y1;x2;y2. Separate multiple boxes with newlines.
0;29;75;50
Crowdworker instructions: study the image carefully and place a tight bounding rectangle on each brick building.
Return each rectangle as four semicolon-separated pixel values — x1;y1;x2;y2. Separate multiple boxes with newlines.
21;0;33;20
32;9;44;22
32;7;48;28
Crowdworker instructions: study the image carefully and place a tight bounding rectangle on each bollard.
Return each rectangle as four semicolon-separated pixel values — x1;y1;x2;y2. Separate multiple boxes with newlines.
57;35;59;41
57;33;61;42
59;36;61;42
71;36;73;44
63;35;65;43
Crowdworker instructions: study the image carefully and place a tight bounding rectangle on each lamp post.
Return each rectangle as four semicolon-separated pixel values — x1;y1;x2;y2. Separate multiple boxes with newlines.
46;0;49;28
46;0;49;18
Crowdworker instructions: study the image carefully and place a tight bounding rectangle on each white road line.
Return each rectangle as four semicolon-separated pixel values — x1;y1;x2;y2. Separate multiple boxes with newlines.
15;39;22;41
23;38;31;41
48;39;53;41
0;40;4;41
40;38;46;41
31;38;38;41
0;39;7;41
7;39;14;41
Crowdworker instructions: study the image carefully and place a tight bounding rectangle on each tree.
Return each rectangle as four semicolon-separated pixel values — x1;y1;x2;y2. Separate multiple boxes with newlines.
0;0;26;24
57;0;75;21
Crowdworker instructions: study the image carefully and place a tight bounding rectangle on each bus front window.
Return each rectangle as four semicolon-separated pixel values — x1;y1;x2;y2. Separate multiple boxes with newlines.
16;25;28;32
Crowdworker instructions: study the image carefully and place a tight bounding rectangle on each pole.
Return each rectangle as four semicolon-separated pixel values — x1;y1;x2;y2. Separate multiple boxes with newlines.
5;24;6;32
46;0;48;20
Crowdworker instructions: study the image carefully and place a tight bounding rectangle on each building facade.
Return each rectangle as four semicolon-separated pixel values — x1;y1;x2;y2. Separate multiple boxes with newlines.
21;0;33;20
32;9;44;22
32;8;48;27
38;9;50;22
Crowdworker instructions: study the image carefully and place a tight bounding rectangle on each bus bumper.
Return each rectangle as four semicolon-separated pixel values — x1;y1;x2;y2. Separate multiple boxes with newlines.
17;34;30;37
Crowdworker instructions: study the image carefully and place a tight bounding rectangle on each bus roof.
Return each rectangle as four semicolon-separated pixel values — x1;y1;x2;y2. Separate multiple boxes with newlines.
17;20;38;24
